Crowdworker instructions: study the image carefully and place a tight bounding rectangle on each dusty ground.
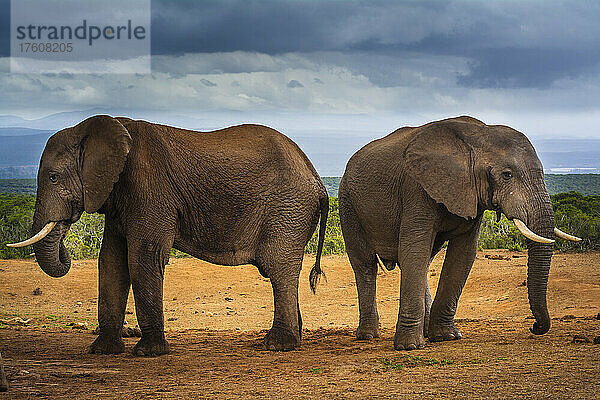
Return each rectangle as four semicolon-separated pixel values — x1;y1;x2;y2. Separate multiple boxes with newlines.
0;250;599;399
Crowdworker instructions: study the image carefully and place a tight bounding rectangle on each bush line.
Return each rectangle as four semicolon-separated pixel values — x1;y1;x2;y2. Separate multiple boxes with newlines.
1;192;598;259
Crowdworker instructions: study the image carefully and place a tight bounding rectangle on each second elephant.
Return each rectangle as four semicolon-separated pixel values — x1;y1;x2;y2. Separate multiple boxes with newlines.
339;116;580;350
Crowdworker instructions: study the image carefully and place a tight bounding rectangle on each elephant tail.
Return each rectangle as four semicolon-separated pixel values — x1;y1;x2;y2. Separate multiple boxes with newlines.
310;194;329;294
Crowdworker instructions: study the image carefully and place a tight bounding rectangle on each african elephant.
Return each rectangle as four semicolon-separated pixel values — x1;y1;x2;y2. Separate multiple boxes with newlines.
8;115;328;354
338;116;580;350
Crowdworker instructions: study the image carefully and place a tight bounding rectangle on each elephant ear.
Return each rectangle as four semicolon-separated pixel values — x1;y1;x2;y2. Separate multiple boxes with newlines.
404;122;478;219
75;115;132;213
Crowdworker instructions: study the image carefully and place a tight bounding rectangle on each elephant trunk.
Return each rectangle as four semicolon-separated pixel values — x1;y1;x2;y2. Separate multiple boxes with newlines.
32;220;71;278
526;194;555;335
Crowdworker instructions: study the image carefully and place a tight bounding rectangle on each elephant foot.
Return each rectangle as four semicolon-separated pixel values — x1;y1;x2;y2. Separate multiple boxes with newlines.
133;334;170;356
428;322;462;342
356;323;380;340
89;334;125;354
263;326;300;351
394;328;425;351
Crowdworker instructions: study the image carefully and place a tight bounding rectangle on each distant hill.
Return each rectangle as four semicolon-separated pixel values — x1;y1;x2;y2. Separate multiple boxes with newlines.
2;110;600;178
0;127;53;178
322;177;342;197
544;174;600;195
3;175;599;197
0;179;36;195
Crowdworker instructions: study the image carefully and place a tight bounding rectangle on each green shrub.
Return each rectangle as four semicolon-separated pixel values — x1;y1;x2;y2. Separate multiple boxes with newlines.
2;191;600;259
0;194;36;258
305;197;346;255
63;212;105;259
478;211;527;250
551;192;600;251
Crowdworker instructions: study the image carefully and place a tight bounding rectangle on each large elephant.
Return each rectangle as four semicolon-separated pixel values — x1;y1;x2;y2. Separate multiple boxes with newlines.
8;115;328;354
338;116;580;350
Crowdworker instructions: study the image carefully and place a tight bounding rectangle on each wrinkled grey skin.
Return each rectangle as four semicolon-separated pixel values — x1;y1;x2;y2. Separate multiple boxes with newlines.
31;115;328;355
0;352;7;391
339;116;554;350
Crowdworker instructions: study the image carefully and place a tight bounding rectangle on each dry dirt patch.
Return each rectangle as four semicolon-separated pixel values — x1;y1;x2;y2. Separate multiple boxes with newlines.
1;250;599;399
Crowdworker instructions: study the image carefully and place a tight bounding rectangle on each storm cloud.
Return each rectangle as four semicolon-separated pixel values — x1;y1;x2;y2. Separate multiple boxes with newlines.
149;0;600;90
1;0;600;140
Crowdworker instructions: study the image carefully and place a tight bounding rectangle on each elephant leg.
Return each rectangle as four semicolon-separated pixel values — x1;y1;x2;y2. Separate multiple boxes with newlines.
429;220;481;342
128;237;172;356
0;352;7;392
351;252;379;340
395;216;436;351
424;238;445;338
340;197;379;340
90;225;129;354
261;255;302;351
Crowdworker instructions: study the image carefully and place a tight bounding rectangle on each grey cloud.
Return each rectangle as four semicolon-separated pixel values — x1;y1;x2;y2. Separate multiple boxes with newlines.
287;80;304;88
149;0;600;89
458;48;600;89
151;52;316;75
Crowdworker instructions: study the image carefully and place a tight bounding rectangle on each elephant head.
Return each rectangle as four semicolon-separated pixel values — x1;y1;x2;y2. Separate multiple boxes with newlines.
404;116;580;335
8;115;131;277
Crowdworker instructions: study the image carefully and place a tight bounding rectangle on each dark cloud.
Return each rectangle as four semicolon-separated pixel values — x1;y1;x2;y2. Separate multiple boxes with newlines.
287;79;304;88
0;0;9;58
458;48;600;89
149;0;600;89
1;0;598;94
151;0;352;55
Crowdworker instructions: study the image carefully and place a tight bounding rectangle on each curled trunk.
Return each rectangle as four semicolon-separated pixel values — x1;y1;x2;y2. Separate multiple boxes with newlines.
32;220;71;278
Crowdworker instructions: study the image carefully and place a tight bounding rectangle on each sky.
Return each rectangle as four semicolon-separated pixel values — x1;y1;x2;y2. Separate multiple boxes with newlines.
1;0;600;140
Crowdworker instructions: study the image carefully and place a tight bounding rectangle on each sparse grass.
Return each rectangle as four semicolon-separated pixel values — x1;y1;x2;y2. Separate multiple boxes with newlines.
465;357;490;364
375;354;513;372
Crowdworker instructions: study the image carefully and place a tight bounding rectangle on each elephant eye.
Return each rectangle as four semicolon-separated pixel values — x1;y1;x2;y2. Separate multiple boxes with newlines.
49;173;58;183
502;171;513;180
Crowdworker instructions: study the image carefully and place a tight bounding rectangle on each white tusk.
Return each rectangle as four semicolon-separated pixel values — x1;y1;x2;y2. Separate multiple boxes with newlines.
554;228;582;242
6;222;57;248
513;219;554;244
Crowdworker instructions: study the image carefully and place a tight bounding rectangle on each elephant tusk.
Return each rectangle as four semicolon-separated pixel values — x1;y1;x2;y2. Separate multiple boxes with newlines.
6;222;57;248
513;219;554;244
554;228;582;242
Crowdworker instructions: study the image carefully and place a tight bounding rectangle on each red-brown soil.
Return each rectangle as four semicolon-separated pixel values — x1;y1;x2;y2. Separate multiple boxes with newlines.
1;250;599;399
